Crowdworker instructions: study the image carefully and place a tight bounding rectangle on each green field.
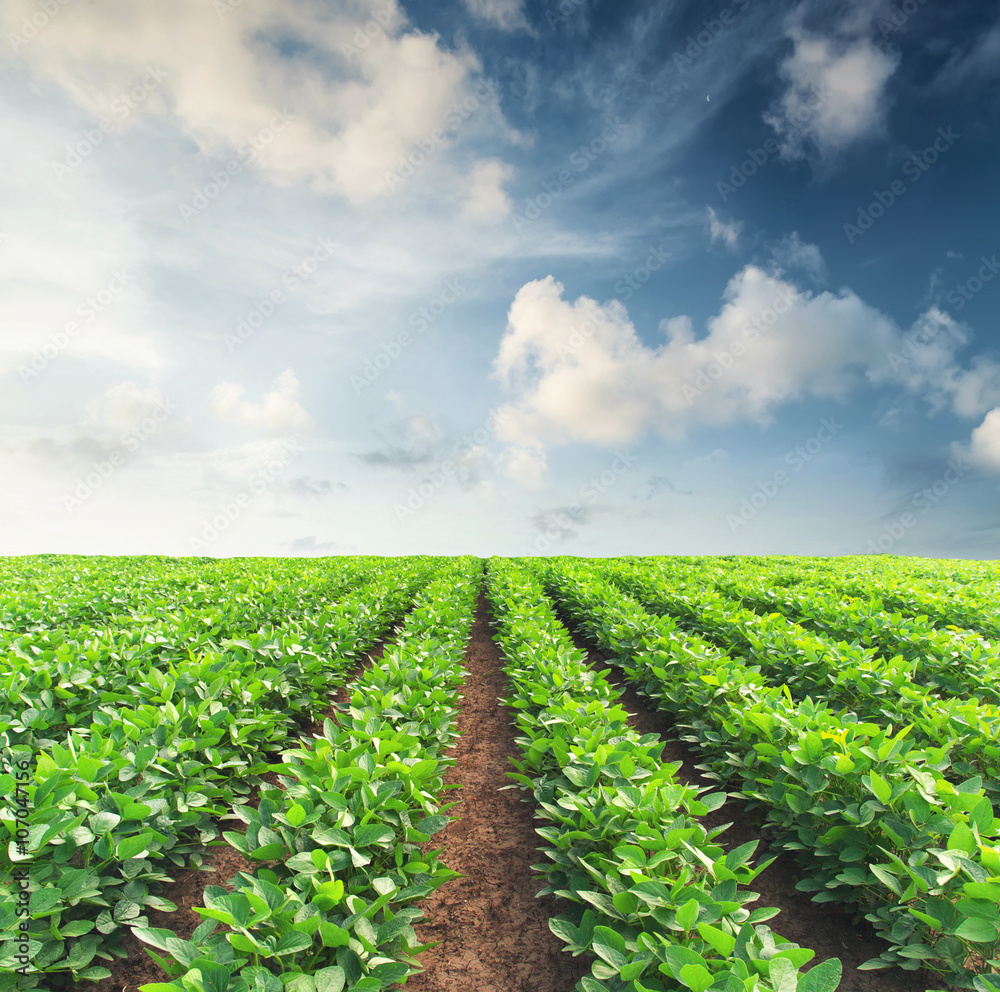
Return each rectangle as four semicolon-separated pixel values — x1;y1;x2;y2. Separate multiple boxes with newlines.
2;555;1000;992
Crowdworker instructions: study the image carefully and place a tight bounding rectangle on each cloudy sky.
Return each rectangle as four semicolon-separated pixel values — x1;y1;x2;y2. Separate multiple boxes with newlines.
1;0;998;558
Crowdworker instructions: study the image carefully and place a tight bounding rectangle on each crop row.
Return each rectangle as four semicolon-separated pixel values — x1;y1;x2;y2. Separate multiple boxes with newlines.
606;560;1000;800
485;558;841;992
718;556;1000;636
0;559;444;986
695;565;1000;701
542;558;1000;990
0;556;392;644
127;556;481;992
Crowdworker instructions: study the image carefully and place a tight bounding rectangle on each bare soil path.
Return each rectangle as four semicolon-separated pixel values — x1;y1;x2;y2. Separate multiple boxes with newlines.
405;591;590;992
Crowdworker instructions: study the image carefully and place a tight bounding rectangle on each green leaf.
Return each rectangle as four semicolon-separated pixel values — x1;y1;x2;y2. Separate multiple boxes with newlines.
955;917;1000;944
285;804;307;827
675;898;700;931
92;811;122;834
275;931;313;955
352;824;394;848
319;921;350;948
678;964;713;992
769;958;799;992
870;865;901;896
697;922;736;958
798;958;843;992
948;821;977;855
592;926;628;970
28;888;63;915
250;843;286;859
314;968;346;992
868;772;892;806
283;978;316;992
117;832;153;860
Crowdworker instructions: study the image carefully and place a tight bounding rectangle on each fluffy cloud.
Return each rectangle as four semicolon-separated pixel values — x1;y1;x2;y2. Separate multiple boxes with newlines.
492;268;902;453
966;407;1000;473
491;259;1000;484
460;159;516;223
1;0;497;202
462;0;530;32
706;207;742;250
765;7;899;161
499;443;548;488
878;308;1000;418
0;381;176;475
83;381;169;434
211;369;312;433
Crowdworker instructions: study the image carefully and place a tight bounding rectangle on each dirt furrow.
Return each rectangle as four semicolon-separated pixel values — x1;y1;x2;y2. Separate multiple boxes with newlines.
557;619;927;992
405;592;590;992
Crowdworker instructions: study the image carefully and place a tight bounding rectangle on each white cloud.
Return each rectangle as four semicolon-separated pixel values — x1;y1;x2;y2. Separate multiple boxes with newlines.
0;0;496;202
491;269;902;456
765;8;899;161
500;444;547;487
876;308;1000;419
460;158;516;223
0;380;176;477
490;263;1000;483
84;381;168;434
966;407;1000;473
462;0;530;32
211;369;312;433
706;207;742;250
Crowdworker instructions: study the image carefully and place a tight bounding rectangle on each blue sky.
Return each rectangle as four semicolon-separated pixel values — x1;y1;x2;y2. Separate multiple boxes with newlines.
1;0;998;558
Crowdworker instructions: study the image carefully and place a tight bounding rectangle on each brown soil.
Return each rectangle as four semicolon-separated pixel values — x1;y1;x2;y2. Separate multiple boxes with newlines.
567;636;929;992
72;843;259;992
404;593;591;992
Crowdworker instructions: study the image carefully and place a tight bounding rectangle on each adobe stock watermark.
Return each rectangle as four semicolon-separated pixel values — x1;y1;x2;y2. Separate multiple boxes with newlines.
18;268;133;384
842;127;960;244
394;409;510;523
671;0;750;71
877;0;929;39
385;78;500;191
51;66;167;180
8;0;74;52
522;449;638;554
716;85;831;202
613;244;672;302
681;284;797;404
727;417;843;533
864;452;971;553
544;0;585;28
339;0;400;56
179;108;295;223
189;439;303;553
509;116;628;234
351;278;467;394
224;236;338;352
63;399;177;513
945;253;1000;312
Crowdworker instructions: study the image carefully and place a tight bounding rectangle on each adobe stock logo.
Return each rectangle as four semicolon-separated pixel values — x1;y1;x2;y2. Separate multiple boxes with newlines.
727;418;842;534
842;127;960;244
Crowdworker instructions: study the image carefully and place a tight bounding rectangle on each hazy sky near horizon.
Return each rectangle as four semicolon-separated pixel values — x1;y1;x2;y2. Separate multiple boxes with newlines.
1;0;998;558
